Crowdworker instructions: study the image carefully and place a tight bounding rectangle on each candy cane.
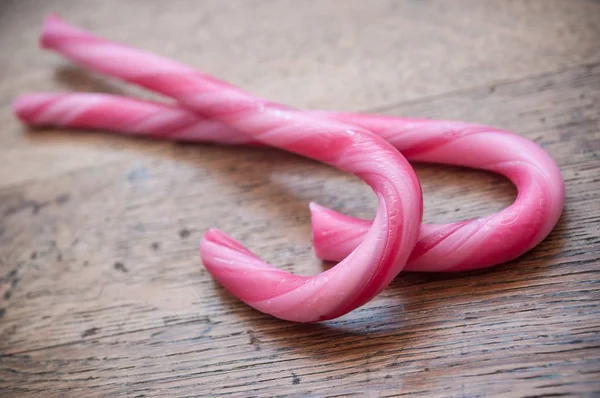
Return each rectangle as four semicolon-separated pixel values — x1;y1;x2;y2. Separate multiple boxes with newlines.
29;14;424;322
14;91;565;272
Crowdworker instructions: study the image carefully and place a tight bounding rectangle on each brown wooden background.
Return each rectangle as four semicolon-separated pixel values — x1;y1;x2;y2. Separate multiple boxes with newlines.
1;1;599;396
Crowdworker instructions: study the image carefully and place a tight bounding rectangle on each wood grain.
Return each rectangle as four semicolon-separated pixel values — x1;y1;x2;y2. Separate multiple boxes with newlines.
1;1;599;397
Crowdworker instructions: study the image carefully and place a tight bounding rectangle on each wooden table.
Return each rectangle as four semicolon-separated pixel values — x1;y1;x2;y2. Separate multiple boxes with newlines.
1;1;599;396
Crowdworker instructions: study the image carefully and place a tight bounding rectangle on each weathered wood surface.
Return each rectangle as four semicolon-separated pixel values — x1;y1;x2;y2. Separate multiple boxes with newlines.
1;1;599;397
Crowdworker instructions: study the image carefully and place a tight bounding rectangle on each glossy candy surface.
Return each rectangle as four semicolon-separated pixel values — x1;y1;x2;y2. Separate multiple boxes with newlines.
15;92;564;272
12;14;565;322
26;14;424;323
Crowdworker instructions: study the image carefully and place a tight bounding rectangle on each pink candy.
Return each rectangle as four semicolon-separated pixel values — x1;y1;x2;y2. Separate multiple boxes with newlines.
15;93;565;273
13;14;565;322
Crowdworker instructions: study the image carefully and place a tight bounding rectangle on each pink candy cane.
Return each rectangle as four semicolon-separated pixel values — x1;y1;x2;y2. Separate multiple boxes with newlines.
15;91;564;272
29;14;425;322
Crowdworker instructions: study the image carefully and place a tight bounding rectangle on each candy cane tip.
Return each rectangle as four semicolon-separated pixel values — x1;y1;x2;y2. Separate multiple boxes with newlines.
40;14;58;46
11;96;29;120
201;228;257;258
201;228;230;251
308;201;326;213
308;201;331;232
202;228;225;243
40;13;72;49
12;94;53;122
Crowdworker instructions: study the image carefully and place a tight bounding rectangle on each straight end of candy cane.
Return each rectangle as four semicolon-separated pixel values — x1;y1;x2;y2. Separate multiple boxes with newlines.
12;93;57;124
309;202;371;262
40;13;61;48
40;13;83;50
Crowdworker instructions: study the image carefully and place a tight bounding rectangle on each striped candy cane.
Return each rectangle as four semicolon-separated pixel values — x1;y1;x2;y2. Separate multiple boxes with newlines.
15;91;564;272
29;14;424;322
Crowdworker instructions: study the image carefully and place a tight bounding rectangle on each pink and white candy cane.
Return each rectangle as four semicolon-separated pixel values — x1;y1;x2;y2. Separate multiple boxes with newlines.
25;14;424;322
15;91;564;272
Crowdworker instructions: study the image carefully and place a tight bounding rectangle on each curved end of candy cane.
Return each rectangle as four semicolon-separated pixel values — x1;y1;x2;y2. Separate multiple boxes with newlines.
309;202;371;262
12;93;56;124
199;225;397;323
200;228;326;322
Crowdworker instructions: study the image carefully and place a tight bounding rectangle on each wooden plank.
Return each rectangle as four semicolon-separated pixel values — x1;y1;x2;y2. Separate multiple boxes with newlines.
2;0;600;186
1;55;599;397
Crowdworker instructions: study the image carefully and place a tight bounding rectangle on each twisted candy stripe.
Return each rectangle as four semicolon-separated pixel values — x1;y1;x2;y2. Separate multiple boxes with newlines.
15;91;564;272
14;15;566;321
25;15;424;322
